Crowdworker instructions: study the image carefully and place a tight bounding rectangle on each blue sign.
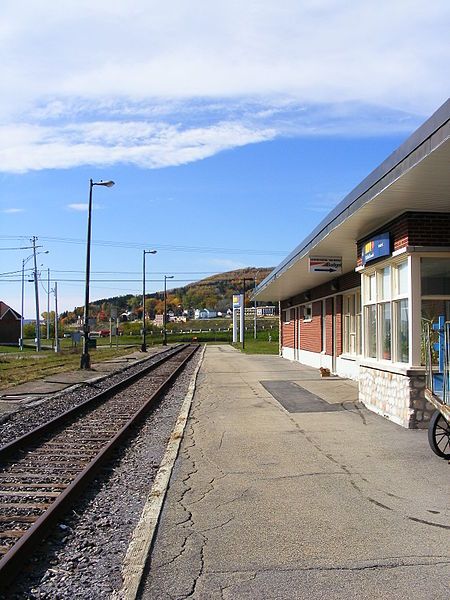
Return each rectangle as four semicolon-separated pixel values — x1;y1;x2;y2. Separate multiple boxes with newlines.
362;233;390;265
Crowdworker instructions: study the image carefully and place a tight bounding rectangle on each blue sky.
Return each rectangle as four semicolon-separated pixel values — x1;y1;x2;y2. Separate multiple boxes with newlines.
1;0;449;317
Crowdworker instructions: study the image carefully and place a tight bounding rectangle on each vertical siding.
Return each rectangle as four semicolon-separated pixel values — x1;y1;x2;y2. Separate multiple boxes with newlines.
325;298;333;356
300;301;322;353
281;311;295;348
335;295;343;356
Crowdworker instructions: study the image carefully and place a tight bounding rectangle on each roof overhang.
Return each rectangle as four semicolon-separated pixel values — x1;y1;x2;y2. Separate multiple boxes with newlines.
254;99;450;302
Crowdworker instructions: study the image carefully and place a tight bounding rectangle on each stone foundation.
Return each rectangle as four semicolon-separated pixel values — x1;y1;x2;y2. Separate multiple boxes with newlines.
359;366;435;429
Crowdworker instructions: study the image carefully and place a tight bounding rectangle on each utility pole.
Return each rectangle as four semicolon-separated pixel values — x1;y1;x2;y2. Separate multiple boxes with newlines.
54;281;60;353
163;275;174;346
141;249;157;352
254;274;258;339
31;236;41;352
47;268;50;339
20;258;25;351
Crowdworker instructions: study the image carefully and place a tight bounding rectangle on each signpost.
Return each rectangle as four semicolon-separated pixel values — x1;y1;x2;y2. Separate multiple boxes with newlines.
308;256;342;274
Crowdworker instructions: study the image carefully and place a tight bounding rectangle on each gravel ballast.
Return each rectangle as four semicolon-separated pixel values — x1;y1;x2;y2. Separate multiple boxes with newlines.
0;348;177;445
1;349;201;599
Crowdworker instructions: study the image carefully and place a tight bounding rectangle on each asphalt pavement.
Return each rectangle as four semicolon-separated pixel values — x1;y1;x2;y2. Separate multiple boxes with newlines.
142;345;450;600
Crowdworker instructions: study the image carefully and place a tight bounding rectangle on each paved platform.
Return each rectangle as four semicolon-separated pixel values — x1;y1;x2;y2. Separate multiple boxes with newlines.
144;345;450;600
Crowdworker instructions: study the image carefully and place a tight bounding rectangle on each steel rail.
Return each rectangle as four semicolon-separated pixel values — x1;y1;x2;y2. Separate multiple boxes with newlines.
0;343;185;459
0;343;199;587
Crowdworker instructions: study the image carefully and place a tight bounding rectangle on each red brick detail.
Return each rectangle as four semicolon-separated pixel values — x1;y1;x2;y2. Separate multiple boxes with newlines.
357;212;450;265
281;318;295;349
300;301;322;353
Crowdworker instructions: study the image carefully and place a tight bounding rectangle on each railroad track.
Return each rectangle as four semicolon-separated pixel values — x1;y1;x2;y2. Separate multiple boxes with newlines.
0;343;199;586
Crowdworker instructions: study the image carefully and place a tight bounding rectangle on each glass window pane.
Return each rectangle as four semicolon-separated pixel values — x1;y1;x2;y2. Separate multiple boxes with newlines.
397;261;408;295
396;299;409;363
421;258;450;295
380;303;391;360
380;267;391;300
422;299;450;324
366;305;377;358
369;274;376;302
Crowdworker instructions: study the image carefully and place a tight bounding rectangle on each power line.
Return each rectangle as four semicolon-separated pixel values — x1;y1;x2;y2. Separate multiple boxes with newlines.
0;235;287;256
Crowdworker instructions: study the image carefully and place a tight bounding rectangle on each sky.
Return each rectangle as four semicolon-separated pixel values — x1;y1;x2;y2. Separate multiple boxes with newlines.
0;0;449;317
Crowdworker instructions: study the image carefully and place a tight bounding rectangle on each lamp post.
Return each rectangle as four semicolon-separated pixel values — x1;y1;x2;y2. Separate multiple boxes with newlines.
80;178;115;369
141;249;157;352
163;275;174;346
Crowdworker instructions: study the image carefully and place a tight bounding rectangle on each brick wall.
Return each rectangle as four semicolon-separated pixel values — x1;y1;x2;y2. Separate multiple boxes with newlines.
300;301;322;353
357;212;450;265
281;309;295;349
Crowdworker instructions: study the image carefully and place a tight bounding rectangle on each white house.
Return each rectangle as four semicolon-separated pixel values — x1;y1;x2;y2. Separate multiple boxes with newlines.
194;308;217;319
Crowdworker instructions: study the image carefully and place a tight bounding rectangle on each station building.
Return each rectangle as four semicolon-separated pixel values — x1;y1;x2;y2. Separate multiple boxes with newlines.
254;99;450;429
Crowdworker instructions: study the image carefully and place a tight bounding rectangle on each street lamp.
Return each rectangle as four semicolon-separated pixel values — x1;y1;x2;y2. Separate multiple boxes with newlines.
163;275;174;346
80;178;115;369
141;249;157;352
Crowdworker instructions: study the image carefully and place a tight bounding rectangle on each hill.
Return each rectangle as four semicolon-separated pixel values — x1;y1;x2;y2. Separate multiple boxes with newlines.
59;267;274;323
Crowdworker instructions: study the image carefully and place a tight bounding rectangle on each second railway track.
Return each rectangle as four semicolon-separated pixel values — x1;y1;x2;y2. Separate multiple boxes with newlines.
0;342;199;587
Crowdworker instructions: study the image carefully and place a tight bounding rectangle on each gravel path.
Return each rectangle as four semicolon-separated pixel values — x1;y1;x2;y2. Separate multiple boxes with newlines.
1;350;201;599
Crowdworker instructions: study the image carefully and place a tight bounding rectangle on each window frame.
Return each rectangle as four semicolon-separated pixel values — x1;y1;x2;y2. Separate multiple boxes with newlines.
362;256;410;364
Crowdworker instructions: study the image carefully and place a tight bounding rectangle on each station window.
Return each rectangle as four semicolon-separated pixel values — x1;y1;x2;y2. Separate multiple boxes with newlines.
303;304;312;322
342;291;361;356
362;259;409;363
421;258;450;364
283;309;292;324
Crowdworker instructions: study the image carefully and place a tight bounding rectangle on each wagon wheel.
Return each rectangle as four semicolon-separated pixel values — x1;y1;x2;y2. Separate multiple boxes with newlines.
428;410;450;459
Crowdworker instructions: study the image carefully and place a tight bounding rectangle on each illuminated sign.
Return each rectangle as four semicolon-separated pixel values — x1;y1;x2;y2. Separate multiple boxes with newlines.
362;233;390;265
232;294;241;308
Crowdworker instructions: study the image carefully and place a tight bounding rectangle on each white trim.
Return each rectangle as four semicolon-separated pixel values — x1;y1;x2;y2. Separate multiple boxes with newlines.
335;356;360;380
282;347;295;361
0;307;21;321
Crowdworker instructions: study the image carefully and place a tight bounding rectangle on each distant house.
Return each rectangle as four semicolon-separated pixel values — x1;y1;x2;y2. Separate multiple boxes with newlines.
194;308;217;319
0;301;21;344
153;314;164;327
119;311;133;322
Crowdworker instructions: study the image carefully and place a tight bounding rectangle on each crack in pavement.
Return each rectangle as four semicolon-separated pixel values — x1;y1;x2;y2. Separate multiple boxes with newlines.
206;556;450;576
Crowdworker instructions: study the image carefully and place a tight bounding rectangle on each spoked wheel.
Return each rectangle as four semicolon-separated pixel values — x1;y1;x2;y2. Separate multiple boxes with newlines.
428;410;450;459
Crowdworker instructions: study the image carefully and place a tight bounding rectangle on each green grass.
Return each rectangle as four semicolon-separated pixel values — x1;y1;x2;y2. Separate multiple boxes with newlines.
233;338;279;354
0;345;137;389
1;326;279;388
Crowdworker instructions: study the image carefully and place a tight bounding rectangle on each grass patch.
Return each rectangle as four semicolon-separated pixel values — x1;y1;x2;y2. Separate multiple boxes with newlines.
0;346;137;390
1;325;279;388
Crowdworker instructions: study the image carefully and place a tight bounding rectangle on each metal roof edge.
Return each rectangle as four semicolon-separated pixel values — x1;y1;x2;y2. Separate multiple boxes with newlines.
254;98;450;298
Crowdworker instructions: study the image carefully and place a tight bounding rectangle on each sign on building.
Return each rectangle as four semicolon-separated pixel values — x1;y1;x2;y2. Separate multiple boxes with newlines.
362;233;390;265
308;256;342;274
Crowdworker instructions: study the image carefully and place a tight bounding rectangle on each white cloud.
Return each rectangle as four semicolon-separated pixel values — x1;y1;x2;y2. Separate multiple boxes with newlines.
67;203;104;211
67;204;89;211
0;0;448;173
305;192;348;213
2;207;24;213
0;120;276;173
